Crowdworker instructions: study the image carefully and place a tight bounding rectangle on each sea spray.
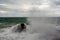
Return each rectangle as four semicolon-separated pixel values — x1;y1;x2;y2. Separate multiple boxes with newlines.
0;17;60;40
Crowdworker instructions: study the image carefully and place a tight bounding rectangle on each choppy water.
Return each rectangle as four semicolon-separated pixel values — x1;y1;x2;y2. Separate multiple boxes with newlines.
0;17;60;40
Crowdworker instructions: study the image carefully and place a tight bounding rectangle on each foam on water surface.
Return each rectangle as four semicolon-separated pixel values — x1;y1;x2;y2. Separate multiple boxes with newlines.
0;17;60;40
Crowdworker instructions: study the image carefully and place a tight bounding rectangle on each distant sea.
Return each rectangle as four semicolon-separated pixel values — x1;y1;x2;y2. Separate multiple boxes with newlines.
0;17;27;28
0;17;27;23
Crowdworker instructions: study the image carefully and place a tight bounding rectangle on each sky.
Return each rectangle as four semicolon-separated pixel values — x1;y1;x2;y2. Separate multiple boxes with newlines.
0;0;60;17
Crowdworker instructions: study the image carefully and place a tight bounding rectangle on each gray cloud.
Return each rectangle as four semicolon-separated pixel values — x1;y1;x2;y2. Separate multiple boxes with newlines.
49;0;60;7
0;0;60;17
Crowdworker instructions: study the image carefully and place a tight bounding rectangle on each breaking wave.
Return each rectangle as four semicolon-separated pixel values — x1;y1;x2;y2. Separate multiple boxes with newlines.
0;17;60;40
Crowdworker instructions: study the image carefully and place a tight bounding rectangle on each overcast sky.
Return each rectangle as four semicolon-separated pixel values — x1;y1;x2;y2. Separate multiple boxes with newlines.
0;0;60;17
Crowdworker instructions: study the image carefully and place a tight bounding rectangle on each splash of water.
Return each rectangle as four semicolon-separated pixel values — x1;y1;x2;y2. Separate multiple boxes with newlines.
0;23;41;40
0;17;60;40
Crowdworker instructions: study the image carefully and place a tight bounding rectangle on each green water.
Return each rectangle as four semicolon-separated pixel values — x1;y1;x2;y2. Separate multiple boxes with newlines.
0;17;27;28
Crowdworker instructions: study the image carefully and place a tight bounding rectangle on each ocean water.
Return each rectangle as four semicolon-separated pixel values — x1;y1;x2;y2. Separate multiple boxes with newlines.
0;17;60;40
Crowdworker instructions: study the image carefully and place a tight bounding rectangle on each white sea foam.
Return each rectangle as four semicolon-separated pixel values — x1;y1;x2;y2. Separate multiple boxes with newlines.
0;17;60;40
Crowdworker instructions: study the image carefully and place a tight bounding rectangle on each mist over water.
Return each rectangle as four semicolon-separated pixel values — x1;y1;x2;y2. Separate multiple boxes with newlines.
0;17;60;40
